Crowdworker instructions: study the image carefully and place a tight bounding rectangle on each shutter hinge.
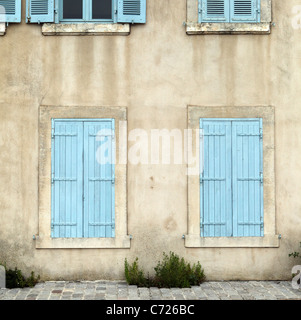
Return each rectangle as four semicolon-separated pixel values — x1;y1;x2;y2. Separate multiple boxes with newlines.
259;128;263;139
112;218;115;230
51;127;55;139
260;172;263;184
51;173;54;184
198;2;202;13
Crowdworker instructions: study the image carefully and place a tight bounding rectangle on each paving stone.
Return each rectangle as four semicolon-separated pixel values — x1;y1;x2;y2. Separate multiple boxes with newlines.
0;281;299;300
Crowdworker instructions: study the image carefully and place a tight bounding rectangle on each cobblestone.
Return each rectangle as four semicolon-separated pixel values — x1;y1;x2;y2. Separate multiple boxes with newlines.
0;281;300;300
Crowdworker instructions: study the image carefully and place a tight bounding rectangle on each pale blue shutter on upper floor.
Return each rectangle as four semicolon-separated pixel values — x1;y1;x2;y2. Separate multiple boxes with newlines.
26;0;54;23
200;119;263;238
230;0;260;23
83;120;115;238
117;0;146;24
0;0;21;23
199;0;229;23
51;120;84;238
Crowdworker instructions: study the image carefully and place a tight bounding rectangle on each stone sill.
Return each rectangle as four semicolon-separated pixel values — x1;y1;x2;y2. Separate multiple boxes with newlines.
42;23;130;36
184;234;280;248
0;23;6;35
186;22;271;35
36;235;131;249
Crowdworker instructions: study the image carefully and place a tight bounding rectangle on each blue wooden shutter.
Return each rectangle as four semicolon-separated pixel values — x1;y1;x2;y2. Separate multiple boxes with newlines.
51;120;84;238
26;0;54;23
117;0;146;24
83;120;115;238
199;0;229;23
232;119;263;237
0;0;21;23
230;0;260;23
200;119;232;237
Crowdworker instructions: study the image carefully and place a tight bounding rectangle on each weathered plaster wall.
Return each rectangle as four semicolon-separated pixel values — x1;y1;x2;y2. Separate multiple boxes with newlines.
0;0;300;280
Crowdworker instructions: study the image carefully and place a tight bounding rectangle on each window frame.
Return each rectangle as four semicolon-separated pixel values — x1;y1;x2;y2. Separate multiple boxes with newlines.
59;0;117;24
38;105;130;249
185;106;279;248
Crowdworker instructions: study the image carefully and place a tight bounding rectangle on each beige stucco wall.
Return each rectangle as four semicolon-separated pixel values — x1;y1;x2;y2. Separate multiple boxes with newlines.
0;0;301;281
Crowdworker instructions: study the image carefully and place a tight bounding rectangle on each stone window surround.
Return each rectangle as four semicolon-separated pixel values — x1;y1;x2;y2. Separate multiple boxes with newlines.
185;106;279;248
41;23;130;36
186;0;272;34
38;105;130;249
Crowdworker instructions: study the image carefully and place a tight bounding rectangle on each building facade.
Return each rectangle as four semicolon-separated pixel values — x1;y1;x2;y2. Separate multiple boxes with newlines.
0;0;300;281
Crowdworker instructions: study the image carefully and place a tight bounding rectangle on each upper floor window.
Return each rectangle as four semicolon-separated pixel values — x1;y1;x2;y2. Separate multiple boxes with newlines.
186;0;270;34
26;0;146;24
199;0;261;23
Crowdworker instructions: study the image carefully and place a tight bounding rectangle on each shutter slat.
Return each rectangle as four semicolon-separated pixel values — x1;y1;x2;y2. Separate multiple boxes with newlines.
51;121;84;238
117;0;146;24
0;0;21;23
26;0;54;23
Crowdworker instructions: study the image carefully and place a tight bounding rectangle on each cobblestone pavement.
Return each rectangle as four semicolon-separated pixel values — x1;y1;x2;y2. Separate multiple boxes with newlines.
0;281;301;300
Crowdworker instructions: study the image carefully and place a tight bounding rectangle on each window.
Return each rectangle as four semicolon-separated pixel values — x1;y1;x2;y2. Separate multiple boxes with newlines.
200;118;263;237
185;106;279;248
51;119;115;239
38;106;129;249
199;0;260;23
186;0;271;34
26;0;146;24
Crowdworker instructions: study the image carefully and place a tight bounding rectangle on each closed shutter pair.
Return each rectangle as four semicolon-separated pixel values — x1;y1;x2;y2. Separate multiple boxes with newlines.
199;0;261;23
51;119;115;238
200;119;264;238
